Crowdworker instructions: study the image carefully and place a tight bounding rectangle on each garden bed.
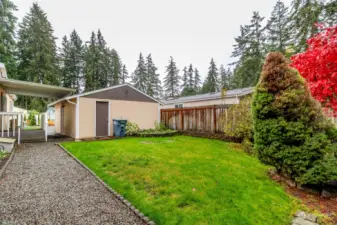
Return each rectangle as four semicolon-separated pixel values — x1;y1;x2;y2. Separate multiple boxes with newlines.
133;129;179;137
62;136;299;225
0;151;10;170
181;131;242;143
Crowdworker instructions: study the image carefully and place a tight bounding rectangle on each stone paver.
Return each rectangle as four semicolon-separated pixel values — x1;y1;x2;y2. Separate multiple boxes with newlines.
292;211;319;225
0;143;144;225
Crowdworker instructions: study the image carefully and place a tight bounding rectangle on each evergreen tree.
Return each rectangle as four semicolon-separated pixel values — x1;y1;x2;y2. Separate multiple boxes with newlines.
202;58;219;93
145;54;161;98
219;65;231;89
289;0;323;52
0;0;17;77
163;56;180;97
132;53;147;92
230;11;266;88
194;68;201;92
84;32;99;91
60;30;84;93
109;48;121;85
97;29;109;88
121;64;129;84
180;66;188;93
16;3;60;111
266;0;291;54
181;64;195;96
323;0;337;26
187;64;194;90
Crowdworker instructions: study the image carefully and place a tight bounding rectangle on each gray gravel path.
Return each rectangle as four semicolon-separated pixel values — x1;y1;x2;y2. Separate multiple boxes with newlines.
0;143;144;225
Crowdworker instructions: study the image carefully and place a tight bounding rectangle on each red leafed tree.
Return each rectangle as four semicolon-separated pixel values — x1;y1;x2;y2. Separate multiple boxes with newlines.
291;25;337;116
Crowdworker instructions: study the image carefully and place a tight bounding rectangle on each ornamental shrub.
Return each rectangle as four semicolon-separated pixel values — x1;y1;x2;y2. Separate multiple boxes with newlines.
253;52;337;186
125;121;140;136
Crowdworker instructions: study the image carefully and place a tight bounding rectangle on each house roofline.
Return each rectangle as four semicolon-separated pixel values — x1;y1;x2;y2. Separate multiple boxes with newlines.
48;83;163;107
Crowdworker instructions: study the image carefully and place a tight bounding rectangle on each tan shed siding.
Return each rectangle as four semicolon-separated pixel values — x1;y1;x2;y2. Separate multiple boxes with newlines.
63;101;76;138
78;97;95;138
55;103;61;133
78;97;159;139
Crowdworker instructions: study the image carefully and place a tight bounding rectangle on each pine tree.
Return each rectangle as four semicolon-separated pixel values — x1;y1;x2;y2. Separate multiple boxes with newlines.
219;65;231;89
289;0;323;53
145;54;162;98
132;53;147;92
16;3;60;111
97;29;109;88
323;0;337;26
266;0;291;54
163;56;180;97
59;30;84;93
180;66;188;93
194;68;201;92
202;58;219;93
121;64;129;84
84;32;99;91
181;64;195;96
0;0;17;77
187;64;194;90
230;11;266;88
109;48;121;85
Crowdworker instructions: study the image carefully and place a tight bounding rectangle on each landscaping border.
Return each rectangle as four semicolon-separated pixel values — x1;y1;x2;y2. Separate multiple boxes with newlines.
133;131;179;137
181;131;242;143
57;143;155;225
0;145;16;179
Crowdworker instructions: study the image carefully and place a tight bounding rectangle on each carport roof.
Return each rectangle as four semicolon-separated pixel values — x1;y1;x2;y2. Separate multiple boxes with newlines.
0;78;75;99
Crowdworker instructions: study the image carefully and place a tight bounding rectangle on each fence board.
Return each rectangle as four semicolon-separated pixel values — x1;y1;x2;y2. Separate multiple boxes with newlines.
161;105;230;133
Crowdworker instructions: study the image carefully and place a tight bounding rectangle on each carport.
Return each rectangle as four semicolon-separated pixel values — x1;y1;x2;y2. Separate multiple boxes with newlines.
0;78;75;143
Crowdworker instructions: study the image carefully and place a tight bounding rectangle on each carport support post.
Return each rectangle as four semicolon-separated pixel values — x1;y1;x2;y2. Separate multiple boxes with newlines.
75;97;79;139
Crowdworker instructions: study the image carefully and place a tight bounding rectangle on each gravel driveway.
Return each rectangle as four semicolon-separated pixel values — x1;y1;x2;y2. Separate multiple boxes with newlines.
0;143;144;225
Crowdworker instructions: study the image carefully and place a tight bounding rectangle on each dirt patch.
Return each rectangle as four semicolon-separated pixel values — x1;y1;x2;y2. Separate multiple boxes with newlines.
270;174;337;224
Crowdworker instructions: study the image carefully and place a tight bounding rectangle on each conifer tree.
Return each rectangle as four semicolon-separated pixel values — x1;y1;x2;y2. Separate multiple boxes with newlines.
132;53;147;92
181;64;195;96
60;36;72;88
323;0;337;26
180;67;188;93
219;65;231;90
266;0;291;54
121;64;129;84
202;58;219;93
289;0;323;52
16;3;60;110
109;48;121;85
97;29;109;88
187;64;194;90
0;0;17;77
84;32;99;91
163;56;180;97
194;68;201;92
145;54;161;98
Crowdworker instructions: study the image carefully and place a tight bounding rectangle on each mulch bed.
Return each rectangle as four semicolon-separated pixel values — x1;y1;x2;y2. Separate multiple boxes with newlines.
181;131;242;143
0;154;10;170
270;173;337;224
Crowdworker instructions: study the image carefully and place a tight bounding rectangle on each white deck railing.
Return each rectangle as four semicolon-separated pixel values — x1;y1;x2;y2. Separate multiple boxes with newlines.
0;112;24;144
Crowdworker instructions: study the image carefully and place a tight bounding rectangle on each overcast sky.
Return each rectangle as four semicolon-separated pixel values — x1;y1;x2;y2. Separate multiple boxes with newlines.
12;0;291;81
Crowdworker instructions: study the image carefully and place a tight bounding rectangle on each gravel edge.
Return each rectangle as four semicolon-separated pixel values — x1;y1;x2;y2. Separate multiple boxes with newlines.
57;143;156;225
0;145;16;179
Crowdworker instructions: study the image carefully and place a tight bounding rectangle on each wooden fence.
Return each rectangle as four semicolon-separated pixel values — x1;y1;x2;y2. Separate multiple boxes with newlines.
160;105;231;133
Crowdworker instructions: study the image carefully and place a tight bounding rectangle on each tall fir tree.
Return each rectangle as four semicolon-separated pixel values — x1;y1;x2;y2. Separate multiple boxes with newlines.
0;0;17;77
194;68;201;92
187;64;194;90
60;30;84;93
121;64;129;84
109;48;122;85
181;64;195;96
16;3;60;111
289;0;323;52
132;53;147;93
163;56;180;97
266;0;291;54
145;54;162;98
180;66;188;94
84;32;99;91
96;29;109;88
202;58;219;93
219;65;231;90
230;11;266;88
323;0;337;26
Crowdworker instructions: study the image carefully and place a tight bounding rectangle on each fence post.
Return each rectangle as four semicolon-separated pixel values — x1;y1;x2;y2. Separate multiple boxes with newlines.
213;105;216;133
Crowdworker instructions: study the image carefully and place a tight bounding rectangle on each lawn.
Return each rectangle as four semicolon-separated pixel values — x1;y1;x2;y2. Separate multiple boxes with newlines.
62;136;298;225
23;125;41;130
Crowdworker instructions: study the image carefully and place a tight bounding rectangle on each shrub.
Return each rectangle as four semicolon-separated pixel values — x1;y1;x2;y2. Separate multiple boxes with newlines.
28;110;38;126
154;121;167;131
125;122;140;136
252;52;337;187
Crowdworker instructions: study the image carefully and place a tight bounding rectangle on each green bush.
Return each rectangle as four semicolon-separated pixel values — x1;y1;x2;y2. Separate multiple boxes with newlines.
28;110;38;126
125;121;140;136
252;52;337;186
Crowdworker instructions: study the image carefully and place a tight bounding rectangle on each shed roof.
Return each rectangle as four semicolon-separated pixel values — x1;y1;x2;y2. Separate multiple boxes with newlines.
162;87;254;105
48;83;162;107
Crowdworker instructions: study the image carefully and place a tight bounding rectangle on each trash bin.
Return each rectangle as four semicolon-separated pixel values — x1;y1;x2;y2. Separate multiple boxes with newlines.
113;119;128;137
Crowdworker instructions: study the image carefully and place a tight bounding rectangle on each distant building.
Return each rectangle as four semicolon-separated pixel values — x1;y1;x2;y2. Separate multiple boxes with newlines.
161;87;254;109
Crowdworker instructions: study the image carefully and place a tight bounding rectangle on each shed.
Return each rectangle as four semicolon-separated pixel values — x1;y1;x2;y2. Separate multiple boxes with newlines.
48;84;161;139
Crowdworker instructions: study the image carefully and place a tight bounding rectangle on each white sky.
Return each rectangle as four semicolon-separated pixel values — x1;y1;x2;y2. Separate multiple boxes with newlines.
12;0;292;81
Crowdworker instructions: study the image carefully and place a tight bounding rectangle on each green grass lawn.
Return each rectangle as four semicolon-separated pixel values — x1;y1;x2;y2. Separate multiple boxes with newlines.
62;136;298;225
23;125;41;130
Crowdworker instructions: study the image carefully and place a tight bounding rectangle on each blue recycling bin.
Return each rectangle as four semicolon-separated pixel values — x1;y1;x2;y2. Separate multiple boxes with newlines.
113;119;128;137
